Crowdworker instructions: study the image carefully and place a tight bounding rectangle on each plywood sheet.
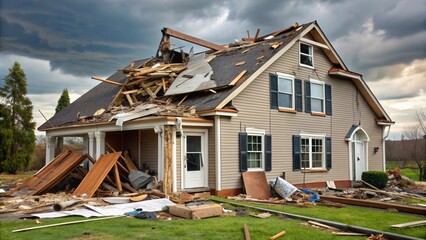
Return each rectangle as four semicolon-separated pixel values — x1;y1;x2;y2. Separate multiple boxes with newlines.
74;152;122;198
242;171;271;199
8;149;87;196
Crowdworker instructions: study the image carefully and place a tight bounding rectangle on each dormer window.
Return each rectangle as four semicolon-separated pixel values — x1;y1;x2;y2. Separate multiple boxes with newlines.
300;42;313;68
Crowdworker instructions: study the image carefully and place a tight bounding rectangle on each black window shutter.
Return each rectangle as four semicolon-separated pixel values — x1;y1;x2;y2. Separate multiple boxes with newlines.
305;81;311;113
292;135;301;171
295;79;303;112
265;134;272;171
325;137;332;170
239;132;248;172
325;84;332;116
270;74;278;109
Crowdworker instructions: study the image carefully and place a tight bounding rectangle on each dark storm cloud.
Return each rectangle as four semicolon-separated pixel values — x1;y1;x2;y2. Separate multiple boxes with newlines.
0;0;425;82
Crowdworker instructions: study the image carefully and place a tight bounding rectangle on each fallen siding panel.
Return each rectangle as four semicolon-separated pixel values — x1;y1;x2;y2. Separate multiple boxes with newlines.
74;152;122;198
8;149;87;196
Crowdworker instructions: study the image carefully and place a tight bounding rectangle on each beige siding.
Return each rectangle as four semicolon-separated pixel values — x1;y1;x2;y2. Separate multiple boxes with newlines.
139;129;158;173
220;39;384;189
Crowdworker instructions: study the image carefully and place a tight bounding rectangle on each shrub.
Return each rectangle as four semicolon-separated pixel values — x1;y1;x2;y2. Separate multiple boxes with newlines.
362;171;388;189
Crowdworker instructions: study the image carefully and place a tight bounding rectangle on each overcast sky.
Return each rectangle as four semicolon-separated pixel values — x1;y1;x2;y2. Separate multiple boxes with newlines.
0;0;425;139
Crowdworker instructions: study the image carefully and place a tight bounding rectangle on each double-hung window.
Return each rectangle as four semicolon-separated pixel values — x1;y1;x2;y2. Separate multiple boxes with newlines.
301;136;325;169
310;81;325;113
277;74;294;109
300;42;313;68
247;134;263;169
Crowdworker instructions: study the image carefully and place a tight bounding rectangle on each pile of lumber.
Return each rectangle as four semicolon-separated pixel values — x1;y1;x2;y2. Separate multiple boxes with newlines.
114;62;187;107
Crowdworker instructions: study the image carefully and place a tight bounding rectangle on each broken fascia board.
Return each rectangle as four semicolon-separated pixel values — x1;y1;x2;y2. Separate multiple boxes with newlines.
115;107;160;129
109;104;158;122
32;198;175;219
164;53;217;96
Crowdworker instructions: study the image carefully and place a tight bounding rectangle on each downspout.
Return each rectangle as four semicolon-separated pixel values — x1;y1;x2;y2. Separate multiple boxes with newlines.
215;116;221;192
382;125;391;171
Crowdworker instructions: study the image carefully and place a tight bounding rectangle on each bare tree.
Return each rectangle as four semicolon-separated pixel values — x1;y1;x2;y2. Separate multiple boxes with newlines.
402;109;426;181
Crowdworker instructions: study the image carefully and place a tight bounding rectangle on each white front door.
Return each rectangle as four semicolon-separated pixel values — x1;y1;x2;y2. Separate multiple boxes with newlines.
184;133;206;188
354;141;365;181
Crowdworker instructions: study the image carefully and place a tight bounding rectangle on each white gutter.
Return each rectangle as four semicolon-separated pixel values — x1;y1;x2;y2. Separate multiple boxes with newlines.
215;116;222;191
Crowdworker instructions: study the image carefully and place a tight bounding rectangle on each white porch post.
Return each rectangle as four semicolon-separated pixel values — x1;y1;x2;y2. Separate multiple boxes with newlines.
95;131;105;159
45;135;56;164
215;116;222;191
88;132;95;168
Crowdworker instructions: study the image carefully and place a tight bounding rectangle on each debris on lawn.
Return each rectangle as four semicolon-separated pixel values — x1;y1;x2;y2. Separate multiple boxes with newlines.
168;202;222;220
270;230;286;240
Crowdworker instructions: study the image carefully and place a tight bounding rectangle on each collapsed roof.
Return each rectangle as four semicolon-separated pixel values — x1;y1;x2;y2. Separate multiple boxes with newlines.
39;21;392;131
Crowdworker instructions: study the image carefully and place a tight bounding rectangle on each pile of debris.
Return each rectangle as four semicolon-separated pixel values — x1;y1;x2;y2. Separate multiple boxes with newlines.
387;168;416;190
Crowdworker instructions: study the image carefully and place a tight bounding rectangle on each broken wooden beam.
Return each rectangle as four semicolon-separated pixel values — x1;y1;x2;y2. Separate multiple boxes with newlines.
320;195;426;215
162;27;226;51
163;125;173;195
270;231;286;240
92;76;122;86
229;70;247;86
243;224;251;240
391;220;426;228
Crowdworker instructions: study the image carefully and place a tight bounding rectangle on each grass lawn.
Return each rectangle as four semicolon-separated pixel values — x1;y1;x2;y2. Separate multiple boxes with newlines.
0;171;35;185
1;215;366;240
1;198;425;240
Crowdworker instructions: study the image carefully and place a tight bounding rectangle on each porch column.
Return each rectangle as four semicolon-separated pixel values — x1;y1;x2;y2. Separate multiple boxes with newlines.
95;131;105;159
163;126;173;195
88;132;95;168
55;137;63;155
45;135;56;164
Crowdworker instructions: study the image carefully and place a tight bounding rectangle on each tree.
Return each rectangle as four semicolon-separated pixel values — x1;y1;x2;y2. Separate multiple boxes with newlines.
0;62;36;173
402;109;426;181
55;88;70;113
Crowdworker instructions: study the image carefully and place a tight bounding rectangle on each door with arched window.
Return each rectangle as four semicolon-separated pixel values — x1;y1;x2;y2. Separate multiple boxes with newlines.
346;125;370;181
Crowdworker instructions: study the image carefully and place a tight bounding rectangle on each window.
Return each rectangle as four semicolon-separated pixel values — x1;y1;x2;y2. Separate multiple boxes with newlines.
305;80;332;115
239;131;272;172
293;135;331;171
278;75;294;109
310;82;325;113
247;135;263;168
300;42;313;67
301;136;324;169
270;73;302;111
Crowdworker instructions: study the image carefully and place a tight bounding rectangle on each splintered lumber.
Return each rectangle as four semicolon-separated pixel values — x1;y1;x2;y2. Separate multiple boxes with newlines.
320;195;426;215
332;232;367;236
163;126;173;195
391;220;426;228
12;216;124;233
229;70;247;86
243;224;251;240
113;163;122;192
92;76;122;86
308;221;340;231
270;231;286;240
235;61;246;66
8;150;88;196
163;27;226;51
73;152;122;198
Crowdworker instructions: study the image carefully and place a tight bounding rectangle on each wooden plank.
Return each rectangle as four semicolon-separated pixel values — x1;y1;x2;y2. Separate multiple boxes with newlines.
12;216;124;233
235;61;246;66
321;195;426;215
163;28;226;51
242;171;271;199
300;37;330;50
91;76;122;86
332;232;366;236
8;150;87;196
360;180;380;190
270;231;286;240
113;164;122;192
124;93;134;106
163;126;173;195
162;77;167;91
228;70;247;86
308;221;340;231
177;94;188;106
244;224;251;240
73;152;122;198
391;220;426;228
121;89;139;95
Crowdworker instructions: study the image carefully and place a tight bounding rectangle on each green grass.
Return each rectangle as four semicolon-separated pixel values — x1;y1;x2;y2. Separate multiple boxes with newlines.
1;197;425;239
0;171;34;184
212;197;426;239
0;215;366;240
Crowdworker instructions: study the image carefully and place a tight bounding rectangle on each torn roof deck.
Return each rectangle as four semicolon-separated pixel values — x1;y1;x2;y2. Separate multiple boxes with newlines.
40;21;390;131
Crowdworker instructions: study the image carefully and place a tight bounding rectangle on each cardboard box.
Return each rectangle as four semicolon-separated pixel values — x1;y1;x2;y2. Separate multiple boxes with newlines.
168;203;222;219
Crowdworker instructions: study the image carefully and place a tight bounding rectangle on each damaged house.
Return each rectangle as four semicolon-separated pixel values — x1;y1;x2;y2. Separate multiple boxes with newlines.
38;21;394;197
